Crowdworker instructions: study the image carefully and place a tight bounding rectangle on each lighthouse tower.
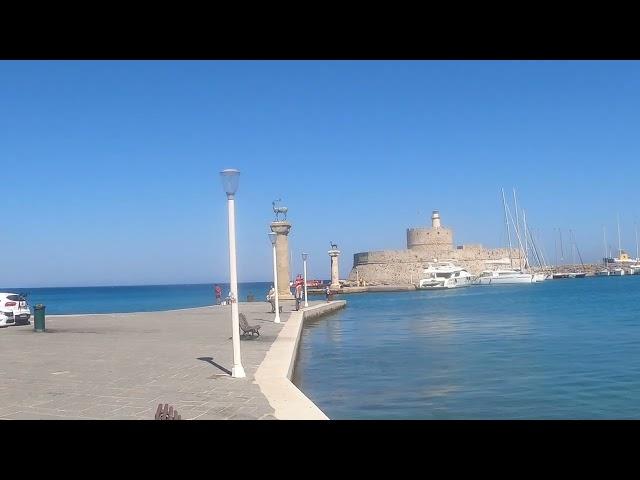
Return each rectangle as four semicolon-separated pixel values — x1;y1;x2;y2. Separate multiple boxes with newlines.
431;210;441;228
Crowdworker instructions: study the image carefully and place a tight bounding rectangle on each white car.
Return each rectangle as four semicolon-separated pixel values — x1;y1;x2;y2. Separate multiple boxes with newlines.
0;292;31;327
0;310;14;327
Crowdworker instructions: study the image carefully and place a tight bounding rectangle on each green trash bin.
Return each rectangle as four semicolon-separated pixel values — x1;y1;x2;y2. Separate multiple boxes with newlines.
34;304;45;332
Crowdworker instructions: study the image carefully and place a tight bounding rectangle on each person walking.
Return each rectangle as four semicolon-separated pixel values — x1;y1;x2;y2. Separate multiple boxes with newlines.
325;285;331;303
214;284;222;305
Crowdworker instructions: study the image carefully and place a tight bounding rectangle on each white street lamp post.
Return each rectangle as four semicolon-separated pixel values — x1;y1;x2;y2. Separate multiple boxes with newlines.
302;252;309;308
220;168;245;379
268;232;281;323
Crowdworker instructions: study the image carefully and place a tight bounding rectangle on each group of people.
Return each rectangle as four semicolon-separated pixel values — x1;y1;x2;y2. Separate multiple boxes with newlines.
266;274;305;312
214;284;234;305
216;278;332;311
266;275;333;312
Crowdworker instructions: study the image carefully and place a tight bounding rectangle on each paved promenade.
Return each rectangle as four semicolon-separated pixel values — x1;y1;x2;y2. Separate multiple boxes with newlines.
0;300;331;420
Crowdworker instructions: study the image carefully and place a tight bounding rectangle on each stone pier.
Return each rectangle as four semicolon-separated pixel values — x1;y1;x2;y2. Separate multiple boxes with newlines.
270;221;294;301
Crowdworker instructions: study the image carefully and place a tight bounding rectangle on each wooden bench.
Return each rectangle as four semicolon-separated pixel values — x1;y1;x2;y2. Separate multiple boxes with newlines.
155;403;181;420
239;313;261;337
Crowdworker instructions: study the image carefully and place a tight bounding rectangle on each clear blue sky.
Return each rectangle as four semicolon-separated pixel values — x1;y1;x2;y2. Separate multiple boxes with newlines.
4;60;640;287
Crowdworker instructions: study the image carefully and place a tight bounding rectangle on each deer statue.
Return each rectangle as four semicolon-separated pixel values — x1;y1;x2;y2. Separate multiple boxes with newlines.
272;199;288;221
330;241;338;250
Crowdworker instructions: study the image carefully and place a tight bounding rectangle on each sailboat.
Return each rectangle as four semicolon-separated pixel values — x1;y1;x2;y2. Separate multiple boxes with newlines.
476;188;537;285
610;214;637;275
552;228;570;279
521;208;548;281
629;223;640;275
565;230;587;278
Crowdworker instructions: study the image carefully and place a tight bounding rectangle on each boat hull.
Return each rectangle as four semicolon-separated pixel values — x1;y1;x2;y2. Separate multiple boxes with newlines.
417;278;474;289
476;274;535;285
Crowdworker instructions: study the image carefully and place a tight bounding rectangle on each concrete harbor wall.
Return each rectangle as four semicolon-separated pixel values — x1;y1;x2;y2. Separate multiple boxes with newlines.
254;300;346;420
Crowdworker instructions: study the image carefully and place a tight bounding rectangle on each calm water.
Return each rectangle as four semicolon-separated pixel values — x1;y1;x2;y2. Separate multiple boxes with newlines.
293;276;640;419
0;283;272;315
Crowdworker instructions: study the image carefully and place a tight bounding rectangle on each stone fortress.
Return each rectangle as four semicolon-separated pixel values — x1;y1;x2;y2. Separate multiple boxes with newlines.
347;210;522;285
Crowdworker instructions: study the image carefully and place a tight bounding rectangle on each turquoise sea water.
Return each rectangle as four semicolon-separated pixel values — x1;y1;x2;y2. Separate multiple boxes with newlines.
293;276;640;419
0;283;272;315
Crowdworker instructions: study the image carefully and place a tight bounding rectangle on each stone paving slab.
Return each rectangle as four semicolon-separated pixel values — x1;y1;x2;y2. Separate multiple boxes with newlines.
0;300;320;420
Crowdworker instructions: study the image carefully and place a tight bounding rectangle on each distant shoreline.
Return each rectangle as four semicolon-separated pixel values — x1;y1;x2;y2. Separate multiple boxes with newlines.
1;281;274;290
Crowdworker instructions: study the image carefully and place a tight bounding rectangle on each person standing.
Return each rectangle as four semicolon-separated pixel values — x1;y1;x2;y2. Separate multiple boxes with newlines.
214;284;222;305
295;283;303;311
267;285;276;313
325;285;331;303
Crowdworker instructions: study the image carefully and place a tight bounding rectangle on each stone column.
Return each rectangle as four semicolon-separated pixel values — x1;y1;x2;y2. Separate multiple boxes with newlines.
329;248;341;289
270;221;294;300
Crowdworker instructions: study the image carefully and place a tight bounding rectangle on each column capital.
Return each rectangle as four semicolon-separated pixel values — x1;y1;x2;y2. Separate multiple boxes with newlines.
328;249;341;257
270;221;292;235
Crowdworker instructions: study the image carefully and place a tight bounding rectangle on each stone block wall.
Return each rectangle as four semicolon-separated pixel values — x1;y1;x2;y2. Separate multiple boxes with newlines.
406;227;454;252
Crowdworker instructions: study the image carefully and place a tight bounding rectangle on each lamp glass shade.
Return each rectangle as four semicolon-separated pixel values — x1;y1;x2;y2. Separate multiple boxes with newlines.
302;253;308;261
268;232;277;245
220;169;240;195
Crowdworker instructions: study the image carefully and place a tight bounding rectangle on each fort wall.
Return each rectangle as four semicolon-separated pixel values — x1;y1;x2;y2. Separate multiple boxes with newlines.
347;210;523;285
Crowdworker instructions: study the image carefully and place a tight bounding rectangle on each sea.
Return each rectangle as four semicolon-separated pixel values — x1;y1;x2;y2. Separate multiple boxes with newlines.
5;277;640;418
293;276;640;419
0;282;273;315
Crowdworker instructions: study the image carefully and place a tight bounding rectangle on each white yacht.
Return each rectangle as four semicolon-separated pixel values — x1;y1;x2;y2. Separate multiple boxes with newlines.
476;268;536;285
629;265;640;275
417;262;475;289
532;272;549;282
611;267;625;276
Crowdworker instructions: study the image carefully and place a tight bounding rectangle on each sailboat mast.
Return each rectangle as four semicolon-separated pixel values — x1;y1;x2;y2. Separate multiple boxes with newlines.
523;209;529;270
574;231;585;268
570;229;575;266
513;188;521;270
603;226;607;266
559;228;564;264
505;201;526;270
635;222;638;260
502;188;513;268
554;228;558;267
617;213;622;257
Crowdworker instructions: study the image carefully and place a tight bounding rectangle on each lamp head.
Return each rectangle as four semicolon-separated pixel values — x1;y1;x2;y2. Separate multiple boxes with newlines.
268;232;277;245
220;169;240;196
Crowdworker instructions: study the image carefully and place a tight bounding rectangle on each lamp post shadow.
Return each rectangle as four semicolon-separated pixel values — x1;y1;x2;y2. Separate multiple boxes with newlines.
197;357;232;376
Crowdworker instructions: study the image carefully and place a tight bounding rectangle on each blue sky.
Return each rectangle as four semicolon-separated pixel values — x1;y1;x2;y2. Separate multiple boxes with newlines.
4;60;640;287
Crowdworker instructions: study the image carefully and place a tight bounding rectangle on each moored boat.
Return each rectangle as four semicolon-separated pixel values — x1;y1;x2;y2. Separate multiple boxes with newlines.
476;269;536;285
567;272;587;278
417;261;475;289
629;265;640;275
